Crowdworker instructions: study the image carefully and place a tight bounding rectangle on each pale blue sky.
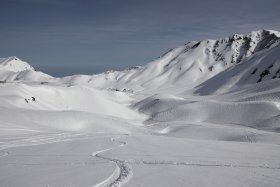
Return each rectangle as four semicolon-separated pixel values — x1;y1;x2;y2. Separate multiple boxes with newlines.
0;0;280;76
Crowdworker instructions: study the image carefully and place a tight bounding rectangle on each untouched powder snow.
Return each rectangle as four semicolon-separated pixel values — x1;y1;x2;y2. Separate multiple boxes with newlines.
0;29;280;187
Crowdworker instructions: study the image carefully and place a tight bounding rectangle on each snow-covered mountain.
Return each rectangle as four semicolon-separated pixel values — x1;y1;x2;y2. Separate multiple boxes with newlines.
195;41;280;95
61;29;280;92
0;56;34;72
2;29;280;91
0;56;53;82
1;30;280;187
1;29;279;131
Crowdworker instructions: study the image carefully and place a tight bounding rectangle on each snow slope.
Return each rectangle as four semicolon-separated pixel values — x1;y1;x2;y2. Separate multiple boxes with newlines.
0;82;145;135
195;44;280;95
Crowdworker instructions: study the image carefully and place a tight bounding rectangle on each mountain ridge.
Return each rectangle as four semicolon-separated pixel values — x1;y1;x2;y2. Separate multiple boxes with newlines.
1;29;280;93
67;29;280;91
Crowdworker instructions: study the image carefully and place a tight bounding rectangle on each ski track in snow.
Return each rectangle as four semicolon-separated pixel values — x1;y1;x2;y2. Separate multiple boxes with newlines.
93;135;132;187
0;133;82;151
0;132;280;186
139;160;280;170
0;132;133;187
0;133;84;167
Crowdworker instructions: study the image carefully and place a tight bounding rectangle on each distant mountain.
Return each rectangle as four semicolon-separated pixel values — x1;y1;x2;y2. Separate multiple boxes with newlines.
1;29;280;91
0;56;34;72
0;56;52;82
64;29;280;91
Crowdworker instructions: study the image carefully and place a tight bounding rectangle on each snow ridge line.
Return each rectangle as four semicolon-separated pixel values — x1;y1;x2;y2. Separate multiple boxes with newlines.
92;135;132;187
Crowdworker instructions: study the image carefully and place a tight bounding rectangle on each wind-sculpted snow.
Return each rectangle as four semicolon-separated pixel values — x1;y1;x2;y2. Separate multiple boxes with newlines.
133;91;280;132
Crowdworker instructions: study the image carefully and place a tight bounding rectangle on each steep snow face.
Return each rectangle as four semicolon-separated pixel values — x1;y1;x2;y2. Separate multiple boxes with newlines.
195;44;280;95
0;56;34;72
74;29;280;90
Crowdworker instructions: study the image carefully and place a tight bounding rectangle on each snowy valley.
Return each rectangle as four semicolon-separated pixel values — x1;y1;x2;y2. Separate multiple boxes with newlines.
1;29;280;187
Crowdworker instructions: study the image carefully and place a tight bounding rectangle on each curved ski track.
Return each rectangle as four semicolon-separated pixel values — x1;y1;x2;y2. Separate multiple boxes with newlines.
92;135;132;187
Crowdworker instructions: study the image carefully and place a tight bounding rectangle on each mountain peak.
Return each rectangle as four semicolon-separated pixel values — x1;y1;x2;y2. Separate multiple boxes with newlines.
227;29;280;52
251;29;280;36
0;56;34;72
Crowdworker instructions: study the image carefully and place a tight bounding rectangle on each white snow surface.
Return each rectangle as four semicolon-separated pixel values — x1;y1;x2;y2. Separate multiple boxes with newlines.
1;29;280;187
